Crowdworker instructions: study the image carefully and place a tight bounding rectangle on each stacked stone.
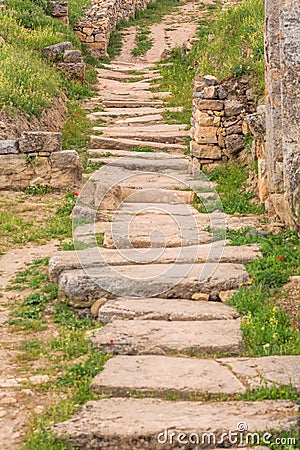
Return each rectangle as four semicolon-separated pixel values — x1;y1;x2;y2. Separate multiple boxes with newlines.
190;75;245;169
74;0;153;57
50;1;69;25
43;42;85;81
0;132;82;190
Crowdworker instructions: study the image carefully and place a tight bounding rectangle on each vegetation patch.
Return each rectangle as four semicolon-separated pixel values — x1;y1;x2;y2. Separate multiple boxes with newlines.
157;0;264;124
0;0;95;117
226;228;300;356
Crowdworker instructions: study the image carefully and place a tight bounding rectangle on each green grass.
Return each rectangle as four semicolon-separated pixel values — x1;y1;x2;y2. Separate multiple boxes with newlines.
100;0;183;63
157;0;265;123
130;146;155;152
199;161;265;215
227;229;300;356
132;28;153;56
0;192;76;253
0;0;94;117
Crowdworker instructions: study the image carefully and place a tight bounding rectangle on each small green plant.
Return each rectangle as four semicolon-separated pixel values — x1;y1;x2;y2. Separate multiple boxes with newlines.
24;184;53;195
24;155;39;166
132;27;153;56
130;146;155;152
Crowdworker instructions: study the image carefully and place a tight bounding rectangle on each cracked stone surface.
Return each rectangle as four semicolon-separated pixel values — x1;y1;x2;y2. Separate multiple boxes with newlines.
90;319;243;356
91;355;246;395
97;297;240;322
53;398;299;449
218;356;300;391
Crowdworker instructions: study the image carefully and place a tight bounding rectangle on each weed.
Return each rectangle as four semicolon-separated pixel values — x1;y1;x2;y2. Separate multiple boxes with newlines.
132;28;153;56
24;185;53;195
130;146;155;152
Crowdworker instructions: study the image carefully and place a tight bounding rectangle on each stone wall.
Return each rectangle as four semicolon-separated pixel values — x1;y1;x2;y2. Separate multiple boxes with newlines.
190;75;255;169
0;132;82;190
43;42;85;81
50;1;69;25
264;0;300;228
74;0;155;57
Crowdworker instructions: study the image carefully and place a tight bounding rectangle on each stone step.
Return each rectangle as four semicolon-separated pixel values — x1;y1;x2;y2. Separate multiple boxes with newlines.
97;297;240;322
115;114;164;125
102;100;163;108
217;355;300;391
86;148;181;158
91;355;245;396
87;106;183;118
90;136;185;153
90;319;243;356
88;155;187;171
57;262;249;307
96;68;159;81
52;398;298;449
49;244;260;283
94;127;189;143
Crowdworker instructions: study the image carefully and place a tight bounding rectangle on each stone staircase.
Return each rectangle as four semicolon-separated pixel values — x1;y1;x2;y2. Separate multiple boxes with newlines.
51;62;299;447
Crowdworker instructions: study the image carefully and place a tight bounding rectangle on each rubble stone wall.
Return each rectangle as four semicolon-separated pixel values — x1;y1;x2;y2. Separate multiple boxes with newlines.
74;0;155;57
264;0;300;228
0;132;82;190
190;75;255;170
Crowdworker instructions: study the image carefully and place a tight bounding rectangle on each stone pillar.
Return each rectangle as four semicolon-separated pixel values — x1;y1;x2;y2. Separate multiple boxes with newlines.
265;0;300;228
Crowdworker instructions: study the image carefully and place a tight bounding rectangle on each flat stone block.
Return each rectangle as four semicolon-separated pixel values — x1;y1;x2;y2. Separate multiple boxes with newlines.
58;262;250;306
0;139;19;154
98;297;240;322
19;131;62;153
53;398;298;449
193;99;224;111
90;319;243;355
218;355;300;391
91;355;245;396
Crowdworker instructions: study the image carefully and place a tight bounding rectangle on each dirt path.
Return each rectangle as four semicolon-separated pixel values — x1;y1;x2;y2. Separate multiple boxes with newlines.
114;0;212;64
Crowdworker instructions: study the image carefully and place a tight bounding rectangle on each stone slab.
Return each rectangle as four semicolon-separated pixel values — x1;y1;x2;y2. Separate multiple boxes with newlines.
58;263;250;306
49;244;260;283
218;356;300;391
90;319;243;355
115;114;164;124
98;297;240;322
53;398;298;449
102;100;163;108
87;106;183;117
91;355;245;396
0;139;19;154
90;136;184;153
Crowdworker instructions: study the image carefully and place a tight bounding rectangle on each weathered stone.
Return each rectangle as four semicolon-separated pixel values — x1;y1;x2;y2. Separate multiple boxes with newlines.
91;298;107;318
224;134;244;155
51;1;69;25
194;126;218;145
203;86;217;99
91;355;245;396
57;263;250;306
53;398;299;449
216;85;227;99
194;111;220;127
63;49;82;63
97;297;240;322
90;319;243;355
19;132;62;153
49;244;261;283
203;74;218;86
193;99;224;111
191;142;222;159
218;356;300;391
90;136;184;153
224;100;244;116
43;41;73;60
225;124;243;136
0;139;19;154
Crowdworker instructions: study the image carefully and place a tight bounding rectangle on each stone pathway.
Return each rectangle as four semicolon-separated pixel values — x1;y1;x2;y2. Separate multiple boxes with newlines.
52;1;300;447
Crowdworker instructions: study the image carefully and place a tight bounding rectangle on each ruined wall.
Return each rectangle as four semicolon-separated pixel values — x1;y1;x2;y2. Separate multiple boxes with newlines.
0;132;82;190
74;0;155;57
190;74;255;169
264;0;300;228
